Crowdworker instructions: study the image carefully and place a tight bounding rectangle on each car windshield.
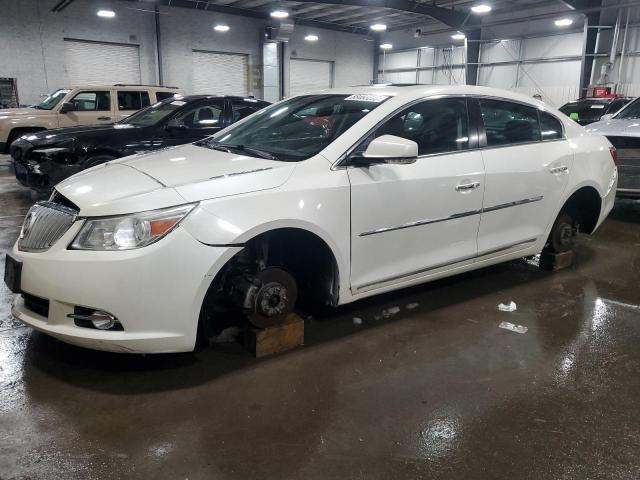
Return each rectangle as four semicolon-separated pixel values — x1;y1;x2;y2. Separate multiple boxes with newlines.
119;99;185;127
559;100;609;123
33;89;70;110
203;93;390;162
614;98;640;119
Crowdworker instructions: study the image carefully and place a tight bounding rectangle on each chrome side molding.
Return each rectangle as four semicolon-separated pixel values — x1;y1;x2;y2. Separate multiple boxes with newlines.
359;196;544;237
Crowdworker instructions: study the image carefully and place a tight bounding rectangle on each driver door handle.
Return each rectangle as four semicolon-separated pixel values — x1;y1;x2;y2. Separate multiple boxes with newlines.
455;182;481;192
97;116;111;121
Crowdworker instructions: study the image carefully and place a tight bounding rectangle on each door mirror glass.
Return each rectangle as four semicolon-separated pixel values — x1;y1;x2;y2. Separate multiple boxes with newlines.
59;102;75;113
352;135;418;166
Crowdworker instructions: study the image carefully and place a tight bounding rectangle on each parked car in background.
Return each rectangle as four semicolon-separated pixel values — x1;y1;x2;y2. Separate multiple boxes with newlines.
4;85;617;353
0;84;180;153
559;96;632;126
10;95;270;190
586;96;640;197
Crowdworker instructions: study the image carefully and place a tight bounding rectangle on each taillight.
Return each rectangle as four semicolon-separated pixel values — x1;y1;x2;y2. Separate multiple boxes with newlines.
609;146;618;166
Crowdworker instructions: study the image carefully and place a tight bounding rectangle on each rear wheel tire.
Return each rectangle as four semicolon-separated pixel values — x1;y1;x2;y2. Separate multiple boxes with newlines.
545;212;576;253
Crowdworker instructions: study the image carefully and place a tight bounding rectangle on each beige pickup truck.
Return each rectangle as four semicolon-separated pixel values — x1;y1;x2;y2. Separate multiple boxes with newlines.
0;84;180;152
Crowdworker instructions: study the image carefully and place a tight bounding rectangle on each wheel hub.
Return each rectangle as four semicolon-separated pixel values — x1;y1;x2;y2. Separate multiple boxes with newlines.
558;223;573;246
245;268;297;328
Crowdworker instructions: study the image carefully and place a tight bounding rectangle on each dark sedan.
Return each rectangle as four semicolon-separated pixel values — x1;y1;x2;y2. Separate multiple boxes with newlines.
559;96;632;126
9;95;270;190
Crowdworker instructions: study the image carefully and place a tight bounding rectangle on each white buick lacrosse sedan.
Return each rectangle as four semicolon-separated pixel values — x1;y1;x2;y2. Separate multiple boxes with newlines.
5;85;617;353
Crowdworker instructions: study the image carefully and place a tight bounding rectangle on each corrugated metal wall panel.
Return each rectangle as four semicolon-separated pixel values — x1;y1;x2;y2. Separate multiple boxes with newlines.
64;40;141;85
192;51;248;96
290;59;333;96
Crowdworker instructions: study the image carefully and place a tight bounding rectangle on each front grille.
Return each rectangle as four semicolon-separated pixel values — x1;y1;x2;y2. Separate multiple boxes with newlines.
18;201;78;252
23;292;50;318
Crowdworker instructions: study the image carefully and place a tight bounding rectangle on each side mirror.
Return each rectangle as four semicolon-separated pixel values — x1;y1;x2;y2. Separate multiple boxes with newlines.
600;113;614;121
59;102;75;113
350;135;418;166
166;118;188;133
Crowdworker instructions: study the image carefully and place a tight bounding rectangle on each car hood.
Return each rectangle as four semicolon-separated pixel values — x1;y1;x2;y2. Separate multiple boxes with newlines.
55;144;296;216
0;107;52;118
24;123;141;146
585;118;640;137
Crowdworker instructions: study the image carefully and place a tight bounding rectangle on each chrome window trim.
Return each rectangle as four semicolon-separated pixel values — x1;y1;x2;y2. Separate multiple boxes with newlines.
358;195;543;237
353;237;538;291
331;93;567;171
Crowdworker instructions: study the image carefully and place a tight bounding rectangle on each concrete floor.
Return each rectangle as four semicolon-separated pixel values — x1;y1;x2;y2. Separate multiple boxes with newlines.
1;162;640;480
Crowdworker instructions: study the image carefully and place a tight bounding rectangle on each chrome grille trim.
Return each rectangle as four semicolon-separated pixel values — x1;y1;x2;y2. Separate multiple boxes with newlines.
18;201;78;253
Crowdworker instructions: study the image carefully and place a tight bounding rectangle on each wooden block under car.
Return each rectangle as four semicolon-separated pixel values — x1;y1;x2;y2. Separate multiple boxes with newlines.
539;250;574;271
244;313;304;358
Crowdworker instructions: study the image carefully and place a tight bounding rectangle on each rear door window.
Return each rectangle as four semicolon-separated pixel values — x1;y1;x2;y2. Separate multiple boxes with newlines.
231;100;266;122
479;99;541;146
117;91;151;111
539;112;563;141
176;102;224;129
156;91;177;101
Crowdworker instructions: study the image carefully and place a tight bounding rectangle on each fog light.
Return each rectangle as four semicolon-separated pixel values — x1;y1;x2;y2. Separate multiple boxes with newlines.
68;308;122;331
91;312;117;330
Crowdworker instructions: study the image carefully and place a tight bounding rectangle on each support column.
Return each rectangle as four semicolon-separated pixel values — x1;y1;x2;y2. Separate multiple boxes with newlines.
154;5;163;85
372;35;380;84
579;12;600;96
465;28;481;85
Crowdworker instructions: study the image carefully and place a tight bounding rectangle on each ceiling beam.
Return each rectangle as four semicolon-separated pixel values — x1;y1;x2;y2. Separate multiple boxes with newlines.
140;0;370;33
290;0;468;28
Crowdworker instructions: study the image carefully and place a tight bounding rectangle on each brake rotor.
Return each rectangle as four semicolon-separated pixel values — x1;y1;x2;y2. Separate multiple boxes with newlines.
246;268;297;329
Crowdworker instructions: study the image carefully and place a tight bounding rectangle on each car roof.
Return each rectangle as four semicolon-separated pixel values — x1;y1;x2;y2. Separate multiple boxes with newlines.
297;84;551;108
171;95;269;103
67;84;179;90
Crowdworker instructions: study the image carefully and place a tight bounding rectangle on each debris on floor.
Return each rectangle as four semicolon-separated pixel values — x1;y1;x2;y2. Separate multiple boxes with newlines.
382;306;401;318
406;302;420;310
498;321;528;334
352;317;363;325
211;326;241;343
498;301;517;312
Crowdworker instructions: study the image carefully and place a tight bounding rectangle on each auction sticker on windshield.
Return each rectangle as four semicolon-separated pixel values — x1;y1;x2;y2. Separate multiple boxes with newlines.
344;94;389;103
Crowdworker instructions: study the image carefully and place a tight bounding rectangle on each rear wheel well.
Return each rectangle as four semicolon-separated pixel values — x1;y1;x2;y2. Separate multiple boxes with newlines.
198;228;340;341
6;127;47;152
560;186;602;234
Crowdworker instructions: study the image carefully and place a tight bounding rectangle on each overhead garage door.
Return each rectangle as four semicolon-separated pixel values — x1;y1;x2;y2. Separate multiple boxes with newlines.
64;39;141;85
192;51;248;96
290;59;333;96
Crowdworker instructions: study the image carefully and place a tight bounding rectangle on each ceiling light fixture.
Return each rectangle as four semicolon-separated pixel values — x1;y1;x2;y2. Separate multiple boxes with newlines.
554;18;573;26
451;32;466;40
471;4;492;13
370;24;387;32
304;34;319;41
270;9;289;18
214;24;230;32
380;43;393;50
97;9;115;18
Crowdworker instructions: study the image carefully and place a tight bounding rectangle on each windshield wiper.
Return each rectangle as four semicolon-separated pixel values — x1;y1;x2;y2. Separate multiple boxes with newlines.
203;141;279;160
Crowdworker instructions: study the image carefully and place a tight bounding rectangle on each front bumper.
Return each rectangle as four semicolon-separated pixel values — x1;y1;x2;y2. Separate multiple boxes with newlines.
10;223;241;353
12;158;81;191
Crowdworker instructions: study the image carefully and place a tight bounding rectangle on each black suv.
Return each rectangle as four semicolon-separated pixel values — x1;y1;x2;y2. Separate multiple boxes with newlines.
10;95;270;190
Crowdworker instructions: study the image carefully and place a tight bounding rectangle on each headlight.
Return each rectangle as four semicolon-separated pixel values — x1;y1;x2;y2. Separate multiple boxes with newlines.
70;204;196;250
